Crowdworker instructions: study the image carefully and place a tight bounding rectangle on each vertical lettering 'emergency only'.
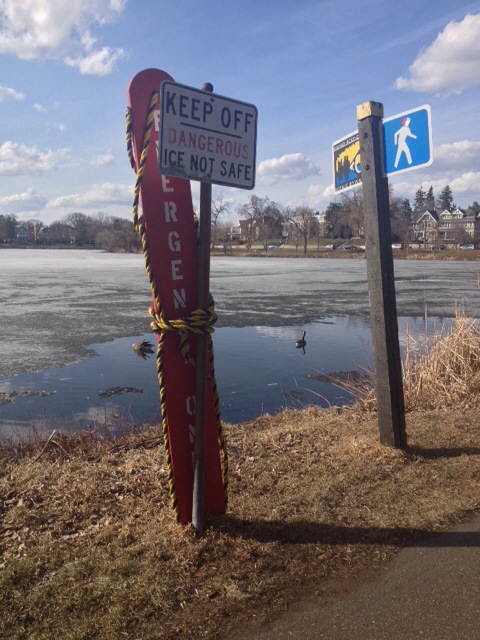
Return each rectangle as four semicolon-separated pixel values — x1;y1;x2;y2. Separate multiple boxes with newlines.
158;81;258;189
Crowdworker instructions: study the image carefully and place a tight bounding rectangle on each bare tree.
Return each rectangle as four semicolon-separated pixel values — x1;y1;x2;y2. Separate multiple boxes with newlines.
237;195;283;247
42;222;75;244
341;190;364;237
451;221;471;246
24;219;43;242
95;217;141;253
62;212;95;245
211;197;230;227
284;206;315;254
211;220;234;254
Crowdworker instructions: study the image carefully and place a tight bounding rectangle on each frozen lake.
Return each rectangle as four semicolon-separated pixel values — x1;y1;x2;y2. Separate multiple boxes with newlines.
1;249;479;438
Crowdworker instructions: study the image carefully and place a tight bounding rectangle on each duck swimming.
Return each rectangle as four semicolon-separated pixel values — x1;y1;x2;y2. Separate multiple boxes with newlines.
295;331;306;348
132;339;155;359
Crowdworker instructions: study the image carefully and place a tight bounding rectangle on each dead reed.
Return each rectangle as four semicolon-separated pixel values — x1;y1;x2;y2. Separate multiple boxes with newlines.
348;311;480;413
402;312;480;411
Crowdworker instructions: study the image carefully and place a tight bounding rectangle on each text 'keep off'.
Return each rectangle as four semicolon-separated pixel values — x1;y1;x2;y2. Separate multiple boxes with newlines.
158;81;258;189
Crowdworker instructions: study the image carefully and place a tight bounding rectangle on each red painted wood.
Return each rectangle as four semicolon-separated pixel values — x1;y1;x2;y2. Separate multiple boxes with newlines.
127;68;225;523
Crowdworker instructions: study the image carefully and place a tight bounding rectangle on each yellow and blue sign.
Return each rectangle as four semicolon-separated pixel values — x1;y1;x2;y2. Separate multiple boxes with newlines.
332;104;433;192
382;105;433;177
332;131;361;193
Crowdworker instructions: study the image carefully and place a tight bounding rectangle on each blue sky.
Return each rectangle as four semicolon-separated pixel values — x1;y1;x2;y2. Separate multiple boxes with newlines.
1;0;480;224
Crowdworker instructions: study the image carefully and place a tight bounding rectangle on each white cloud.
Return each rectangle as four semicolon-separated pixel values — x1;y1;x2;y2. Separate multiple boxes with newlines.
90;151;116;167
388;172;480;208
434;140;480;171
0;141;68;175
0;188;47;213
0;0;125;75
257;153;320;186
57;123;66;132
321;184;336;199
395;13;480;95
304;183;335;209
450;172;480;194
47;183;132;209
0;84;25;101
33;103;47;112
64;46;125;76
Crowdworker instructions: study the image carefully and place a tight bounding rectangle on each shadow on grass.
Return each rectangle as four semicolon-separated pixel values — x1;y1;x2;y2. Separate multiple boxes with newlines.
407;446;480;459
215;515;480;548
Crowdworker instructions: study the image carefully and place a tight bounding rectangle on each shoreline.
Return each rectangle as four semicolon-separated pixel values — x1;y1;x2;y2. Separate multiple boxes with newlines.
211;247;480;261
3;244;480;261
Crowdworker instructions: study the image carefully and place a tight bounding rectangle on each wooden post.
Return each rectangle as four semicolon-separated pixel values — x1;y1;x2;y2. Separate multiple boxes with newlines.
357;101;407;449
192;83;214;534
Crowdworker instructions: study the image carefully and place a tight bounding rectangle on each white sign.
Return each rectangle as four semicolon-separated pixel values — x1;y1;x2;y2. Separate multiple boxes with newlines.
158;81;258;189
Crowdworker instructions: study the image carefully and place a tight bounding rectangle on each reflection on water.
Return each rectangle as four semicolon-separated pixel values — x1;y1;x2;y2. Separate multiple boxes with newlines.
0;315;450;439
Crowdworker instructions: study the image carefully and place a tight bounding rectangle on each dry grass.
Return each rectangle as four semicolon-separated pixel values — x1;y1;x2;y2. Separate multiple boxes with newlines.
350;311;480;414
402;312;480;410
1;317;480;640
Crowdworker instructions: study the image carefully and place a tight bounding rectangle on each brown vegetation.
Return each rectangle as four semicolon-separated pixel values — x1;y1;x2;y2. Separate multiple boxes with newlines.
1;317;480;640
210;244;480;261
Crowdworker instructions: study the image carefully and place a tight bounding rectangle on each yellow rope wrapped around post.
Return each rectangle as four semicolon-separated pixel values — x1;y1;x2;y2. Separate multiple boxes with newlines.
126;93;228;520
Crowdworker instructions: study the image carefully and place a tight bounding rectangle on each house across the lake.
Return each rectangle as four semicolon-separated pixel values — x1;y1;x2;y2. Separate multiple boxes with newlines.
410;208;480;246
15;225;29;243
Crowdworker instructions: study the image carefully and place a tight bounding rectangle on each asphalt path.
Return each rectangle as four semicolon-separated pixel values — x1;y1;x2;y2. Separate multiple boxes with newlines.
232;514;480;640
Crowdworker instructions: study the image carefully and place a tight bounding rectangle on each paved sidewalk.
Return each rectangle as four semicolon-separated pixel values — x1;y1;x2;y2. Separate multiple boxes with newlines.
233;515;480;640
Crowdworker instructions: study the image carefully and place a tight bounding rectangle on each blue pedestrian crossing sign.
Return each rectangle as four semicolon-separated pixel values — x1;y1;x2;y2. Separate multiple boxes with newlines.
382;105;433;177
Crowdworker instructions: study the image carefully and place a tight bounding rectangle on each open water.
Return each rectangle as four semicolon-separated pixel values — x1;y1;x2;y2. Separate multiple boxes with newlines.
1;249;479;439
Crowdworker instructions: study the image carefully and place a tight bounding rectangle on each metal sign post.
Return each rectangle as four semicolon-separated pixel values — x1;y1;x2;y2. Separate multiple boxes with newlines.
157;77;258;533
357;101;407;449
192;83;214;534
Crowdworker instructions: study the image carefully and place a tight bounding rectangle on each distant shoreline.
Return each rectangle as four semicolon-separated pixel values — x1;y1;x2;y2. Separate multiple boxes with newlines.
2;243;480;261
211;247;480;261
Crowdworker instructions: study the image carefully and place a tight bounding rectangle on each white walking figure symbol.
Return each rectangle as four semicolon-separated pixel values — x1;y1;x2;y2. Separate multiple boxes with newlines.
394;117;417;168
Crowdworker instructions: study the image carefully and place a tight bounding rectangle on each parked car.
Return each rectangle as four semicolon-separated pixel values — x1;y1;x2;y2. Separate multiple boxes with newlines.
391;243;403;249
324;244;335;250
266;245;278;250
460;243;475;250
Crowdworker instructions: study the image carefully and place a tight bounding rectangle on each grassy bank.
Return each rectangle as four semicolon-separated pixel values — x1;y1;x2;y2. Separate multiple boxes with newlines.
211;244;480;260
1;317;480;640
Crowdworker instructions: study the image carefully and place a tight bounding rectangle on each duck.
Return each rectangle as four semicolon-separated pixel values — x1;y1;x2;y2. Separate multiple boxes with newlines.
295;331;306;349
132;339;155;359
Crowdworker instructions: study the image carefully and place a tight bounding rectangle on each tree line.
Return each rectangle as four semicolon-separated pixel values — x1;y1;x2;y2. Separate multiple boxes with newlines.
2;184;479;253
319;184;479;244
0;212;142;253
215;185;480;252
